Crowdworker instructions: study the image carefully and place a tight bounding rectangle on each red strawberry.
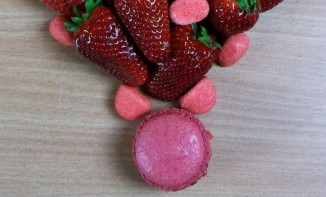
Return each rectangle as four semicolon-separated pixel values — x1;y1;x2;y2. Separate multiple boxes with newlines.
114;0;171;63
208;0;260;37
65;0;148;87
41;0;85;16
260;0;283;12
145;25;219;101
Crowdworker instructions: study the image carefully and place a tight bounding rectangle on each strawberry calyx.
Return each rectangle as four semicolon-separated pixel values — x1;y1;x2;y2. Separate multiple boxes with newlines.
192;24;221;49
64;0;102;32
236;0;258;13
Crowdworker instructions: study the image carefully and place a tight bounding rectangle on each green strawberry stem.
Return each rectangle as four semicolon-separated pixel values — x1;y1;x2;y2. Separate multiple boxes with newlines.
236;0;258;13
192;24;221;49
64;0;102;32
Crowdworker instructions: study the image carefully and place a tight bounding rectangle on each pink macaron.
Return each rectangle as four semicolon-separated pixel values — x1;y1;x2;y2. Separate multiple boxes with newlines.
133;108;213;191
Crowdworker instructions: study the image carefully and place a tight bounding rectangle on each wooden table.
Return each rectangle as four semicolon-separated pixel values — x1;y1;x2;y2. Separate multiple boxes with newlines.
1;1;325;196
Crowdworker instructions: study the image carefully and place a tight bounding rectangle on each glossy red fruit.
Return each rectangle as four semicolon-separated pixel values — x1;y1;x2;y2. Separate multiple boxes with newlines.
115;0;171;63
41;0;85;16
145;25;218;101
208;0;259;37
73;6;148;87
260;0;283;12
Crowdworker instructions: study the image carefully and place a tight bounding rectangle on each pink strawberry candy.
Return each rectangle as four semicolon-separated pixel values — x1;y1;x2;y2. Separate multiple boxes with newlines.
115;84;152;121
216;33;250;67
180;77;217;114
170;0;209;25
49;16;74;46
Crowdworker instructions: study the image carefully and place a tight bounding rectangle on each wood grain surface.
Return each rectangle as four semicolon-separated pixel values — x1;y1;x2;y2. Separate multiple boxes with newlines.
1;1;326;196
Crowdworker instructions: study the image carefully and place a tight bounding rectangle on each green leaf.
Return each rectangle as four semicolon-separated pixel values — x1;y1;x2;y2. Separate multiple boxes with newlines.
201;26;208;37
192;24;198;39
73;6;82;17
236;0;257;13
214;42;221;49
94;0;102;8
72;17;84;26
67;26;79;32
65;0;102;32
64;22;77;28
82;13;89;21
192;23;221;50
198;36;208;44
191;24;197;32
86;0;93;13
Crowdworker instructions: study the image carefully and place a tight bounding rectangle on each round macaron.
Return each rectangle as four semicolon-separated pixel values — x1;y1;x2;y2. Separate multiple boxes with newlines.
133;108;213;191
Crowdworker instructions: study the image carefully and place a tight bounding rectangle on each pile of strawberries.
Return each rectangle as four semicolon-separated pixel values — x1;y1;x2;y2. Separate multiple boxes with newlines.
42;0;283;102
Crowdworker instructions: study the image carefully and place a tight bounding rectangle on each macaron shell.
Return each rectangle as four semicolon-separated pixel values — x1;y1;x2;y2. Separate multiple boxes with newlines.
133;108;212;191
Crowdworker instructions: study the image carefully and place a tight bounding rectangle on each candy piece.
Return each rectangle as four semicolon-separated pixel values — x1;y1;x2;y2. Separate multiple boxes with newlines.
115;84;152;121
180;77;217;114
133;108;213;191
170;0;209;25
49;16;74;46
216;33;250;67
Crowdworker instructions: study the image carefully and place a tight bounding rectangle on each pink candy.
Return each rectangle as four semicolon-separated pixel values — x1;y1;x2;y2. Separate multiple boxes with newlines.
216;33;250;67
170;0;209;25
133;108;212;191
115;84;152;121
116;76;217;120
180;77;217;114
49;16;74;46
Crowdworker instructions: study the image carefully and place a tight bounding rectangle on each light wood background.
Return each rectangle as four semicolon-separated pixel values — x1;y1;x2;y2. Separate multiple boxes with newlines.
1;1;326;196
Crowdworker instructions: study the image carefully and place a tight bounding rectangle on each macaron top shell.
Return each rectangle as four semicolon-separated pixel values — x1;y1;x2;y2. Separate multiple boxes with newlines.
133;108;212;191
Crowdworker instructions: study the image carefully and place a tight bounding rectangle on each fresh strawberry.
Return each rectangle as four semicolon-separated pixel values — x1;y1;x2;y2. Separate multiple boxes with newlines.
208;0;260;37
145;25;219;101
65;0;148;87
114;0;171;63
41;0;85;16
260;0;283;12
